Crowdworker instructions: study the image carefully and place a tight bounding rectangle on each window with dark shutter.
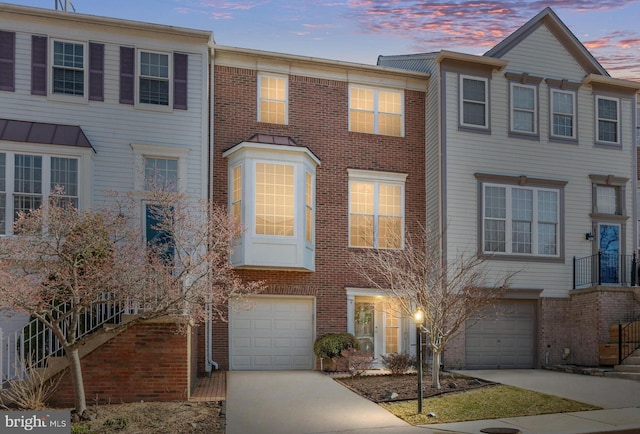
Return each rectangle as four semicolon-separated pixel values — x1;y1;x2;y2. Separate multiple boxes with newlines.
173;53;188;110
31;35;47;95
89;42;104;101
119;46;134;105
0;31;15;92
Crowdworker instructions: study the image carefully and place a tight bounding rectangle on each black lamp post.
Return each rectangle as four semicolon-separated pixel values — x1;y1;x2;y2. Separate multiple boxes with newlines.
413;309;424;414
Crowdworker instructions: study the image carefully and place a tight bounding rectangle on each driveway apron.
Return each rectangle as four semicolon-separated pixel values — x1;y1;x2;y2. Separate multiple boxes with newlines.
225;371;420;434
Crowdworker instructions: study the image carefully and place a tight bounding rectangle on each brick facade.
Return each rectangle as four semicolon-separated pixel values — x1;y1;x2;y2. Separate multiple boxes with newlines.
207;63;426;371
49;320;192;407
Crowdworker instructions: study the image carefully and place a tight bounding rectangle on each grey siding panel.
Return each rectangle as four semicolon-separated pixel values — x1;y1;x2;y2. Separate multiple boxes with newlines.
173;52;187;110
31;35;46;95
119;46;134;105
0;31;15;91
89;42;104;101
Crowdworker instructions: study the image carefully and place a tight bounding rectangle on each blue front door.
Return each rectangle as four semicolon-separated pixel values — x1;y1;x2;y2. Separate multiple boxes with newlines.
599;223;620;284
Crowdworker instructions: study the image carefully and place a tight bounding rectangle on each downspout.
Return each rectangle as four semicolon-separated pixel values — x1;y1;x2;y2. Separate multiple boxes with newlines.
205;41;218;375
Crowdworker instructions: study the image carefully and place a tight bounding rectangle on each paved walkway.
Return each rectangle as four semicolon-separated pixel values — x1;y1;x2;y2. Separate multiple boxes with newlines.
218;369;640;434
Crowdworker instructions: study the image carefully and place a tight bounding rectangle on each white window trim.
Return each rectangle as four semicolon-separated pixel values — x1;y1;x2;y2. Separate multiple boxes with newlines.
482;182;560;257
348;85;405;137
595;95;621;145
257;73;289;125
48;38;88;104
348;169;407;249
135;49;173;112
0;147;88;236
131;143;188;193
459;75;489;129
510;82;538;134
550;89;576;140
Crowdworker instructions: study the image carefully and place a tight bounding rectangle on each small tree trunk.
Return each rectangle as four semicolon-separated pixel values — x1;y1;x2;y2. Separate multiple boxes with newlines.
66;348;87;415
431;350;441;389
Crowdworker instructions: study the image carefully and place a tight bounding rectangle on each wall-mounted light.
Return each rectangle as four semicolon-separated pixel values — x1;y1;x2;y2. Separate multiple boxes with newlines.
585;232;594;241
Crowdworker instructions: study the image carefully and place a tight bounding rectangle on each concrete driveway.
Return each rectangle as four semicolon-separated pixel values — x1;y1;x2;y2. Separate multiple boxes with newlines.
225;371;424;434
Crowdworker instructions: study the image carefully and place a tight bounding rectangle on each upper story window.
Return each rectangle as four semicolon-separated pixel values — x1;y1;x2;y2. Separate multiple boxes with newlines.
144;157;178;192
255;162;294;236
460;75;488;129
52;40;85;96
590;175;627;217
510;83;537;134
596;96;620;145
0;152;79;235
258;74;287;124
139;51;169;106
131;143;188;194
349;86;403;137
551;89;576;139
348;169;406;249
483;183;559;256
224;139;319;271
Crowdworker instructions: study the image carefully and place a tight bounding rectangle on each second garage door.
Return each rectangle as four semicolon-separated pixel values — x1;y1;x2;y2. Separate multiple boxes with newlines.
230;297;314;370
465;300;535;369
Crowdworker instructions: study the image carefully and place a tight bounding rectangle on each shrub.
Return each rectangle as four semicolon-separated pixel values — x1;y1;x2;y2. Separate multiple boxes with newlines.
0;361;61;410
313;333;359;360
340;348;373;377
380;352;415;375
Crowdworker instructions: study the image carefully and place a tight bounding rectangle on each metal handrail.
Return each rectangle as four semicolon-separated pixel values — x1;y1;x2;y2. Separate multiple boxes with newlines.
573;252;638;289
618;313;640;364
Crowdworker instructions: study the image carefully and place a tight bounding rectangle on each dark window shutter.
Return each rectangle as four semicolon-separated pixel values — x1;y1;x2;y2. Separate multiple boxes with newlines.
0;31;15;91
31;35;47;96
173;52;188;110
89;42;104;101
119;46;134;105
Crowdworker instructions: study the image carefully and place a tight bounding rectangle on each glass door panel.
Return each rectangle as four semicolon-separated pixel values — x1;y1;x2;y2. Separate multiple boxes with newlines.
599;223;620;284
354;301;375;353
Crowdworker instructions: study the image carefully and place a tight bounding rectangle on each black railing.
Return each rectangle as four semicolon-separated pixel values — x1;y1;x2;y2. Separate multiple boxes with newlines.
573;251;638;289
618;313;640;364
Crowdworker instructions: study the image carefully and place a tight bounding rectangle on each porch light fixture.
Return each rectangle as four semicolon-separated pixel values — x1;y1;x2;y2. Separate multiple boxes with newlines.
585;232;594;241
413;308;424;414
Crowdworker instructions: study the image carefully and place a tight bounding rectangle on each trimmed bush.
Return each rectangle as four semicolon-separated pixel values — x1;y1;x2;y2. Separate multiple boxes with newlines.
313;333;359;360
380;352;415;375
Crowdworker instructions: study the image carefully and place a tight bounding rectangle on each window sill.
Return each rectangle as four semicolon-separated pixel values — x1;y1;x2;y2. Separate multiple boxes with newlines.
480;252;565;263
458;125;491;135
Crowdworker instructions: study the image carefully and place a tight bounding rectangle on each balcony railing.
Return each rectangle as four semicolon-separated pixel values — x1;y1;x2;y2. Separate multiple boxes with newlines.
573;252;638;289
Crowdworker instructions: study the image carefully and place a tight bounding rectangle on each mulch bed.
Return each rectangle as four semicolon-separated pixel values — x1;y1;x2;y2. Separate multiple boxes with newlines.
336;373;494;403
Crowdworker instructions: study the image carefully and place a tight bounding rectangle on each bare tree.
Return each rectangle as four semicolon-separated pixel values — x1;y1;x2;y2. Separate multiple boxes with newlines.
350;225;515;389
0;189;263;416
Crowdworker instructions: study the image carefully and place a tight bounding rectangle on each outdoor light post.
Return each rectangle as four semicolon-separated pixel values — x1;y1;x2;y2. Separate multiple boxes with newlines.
413;309;424;414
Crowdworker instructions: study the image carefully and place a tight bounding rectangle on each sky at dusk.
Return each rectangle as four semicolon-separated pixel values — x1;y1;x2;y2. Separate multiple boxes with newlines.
6;0;640;81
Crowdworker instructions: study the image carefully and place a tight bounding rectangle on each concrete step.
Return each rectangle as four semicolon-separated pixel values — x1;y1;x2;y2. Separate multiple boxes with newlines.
623;356;640;365
605;371;640;381
614;364;640;373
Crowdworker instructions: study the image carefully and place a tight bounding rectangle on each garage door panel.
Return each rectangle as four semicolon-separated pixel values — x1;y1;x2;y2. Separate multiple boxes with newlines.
465;300;535;369
230;297;314;370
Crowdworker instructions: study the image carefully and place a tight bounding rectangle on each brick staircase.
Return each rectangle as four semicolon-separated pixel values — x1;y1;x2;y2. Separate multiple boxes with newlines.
599;321;640;381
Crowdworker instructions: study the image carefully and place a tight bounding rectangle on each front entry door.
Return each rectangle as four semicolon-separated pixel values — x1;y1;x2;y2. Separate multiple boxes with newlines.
353;297;402;360
599;223;620;284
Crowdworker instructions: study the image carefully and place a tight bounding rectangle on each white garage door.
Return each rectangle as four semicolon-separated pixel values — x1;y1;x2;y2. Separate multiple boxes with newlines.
465;300;535;369
230;297;314;370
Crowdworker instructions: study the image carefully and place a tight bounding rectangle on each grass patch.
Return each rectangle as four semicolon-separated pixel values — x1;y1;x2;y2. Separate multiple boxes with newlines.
380;385;600;425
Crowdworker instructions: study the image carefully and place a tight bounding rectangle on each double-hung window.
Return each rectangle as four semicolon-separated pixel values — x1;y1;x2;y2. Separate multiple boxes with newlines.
482;182;560;257
349;86;403;137
596;96;620;145
551;89;576;139
139;51;170;106
52;40;85;96
510;83;537;134
144;157;178;192
258;74;287;124
348;170;406;249
0;152;79;235
460;75;488;128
